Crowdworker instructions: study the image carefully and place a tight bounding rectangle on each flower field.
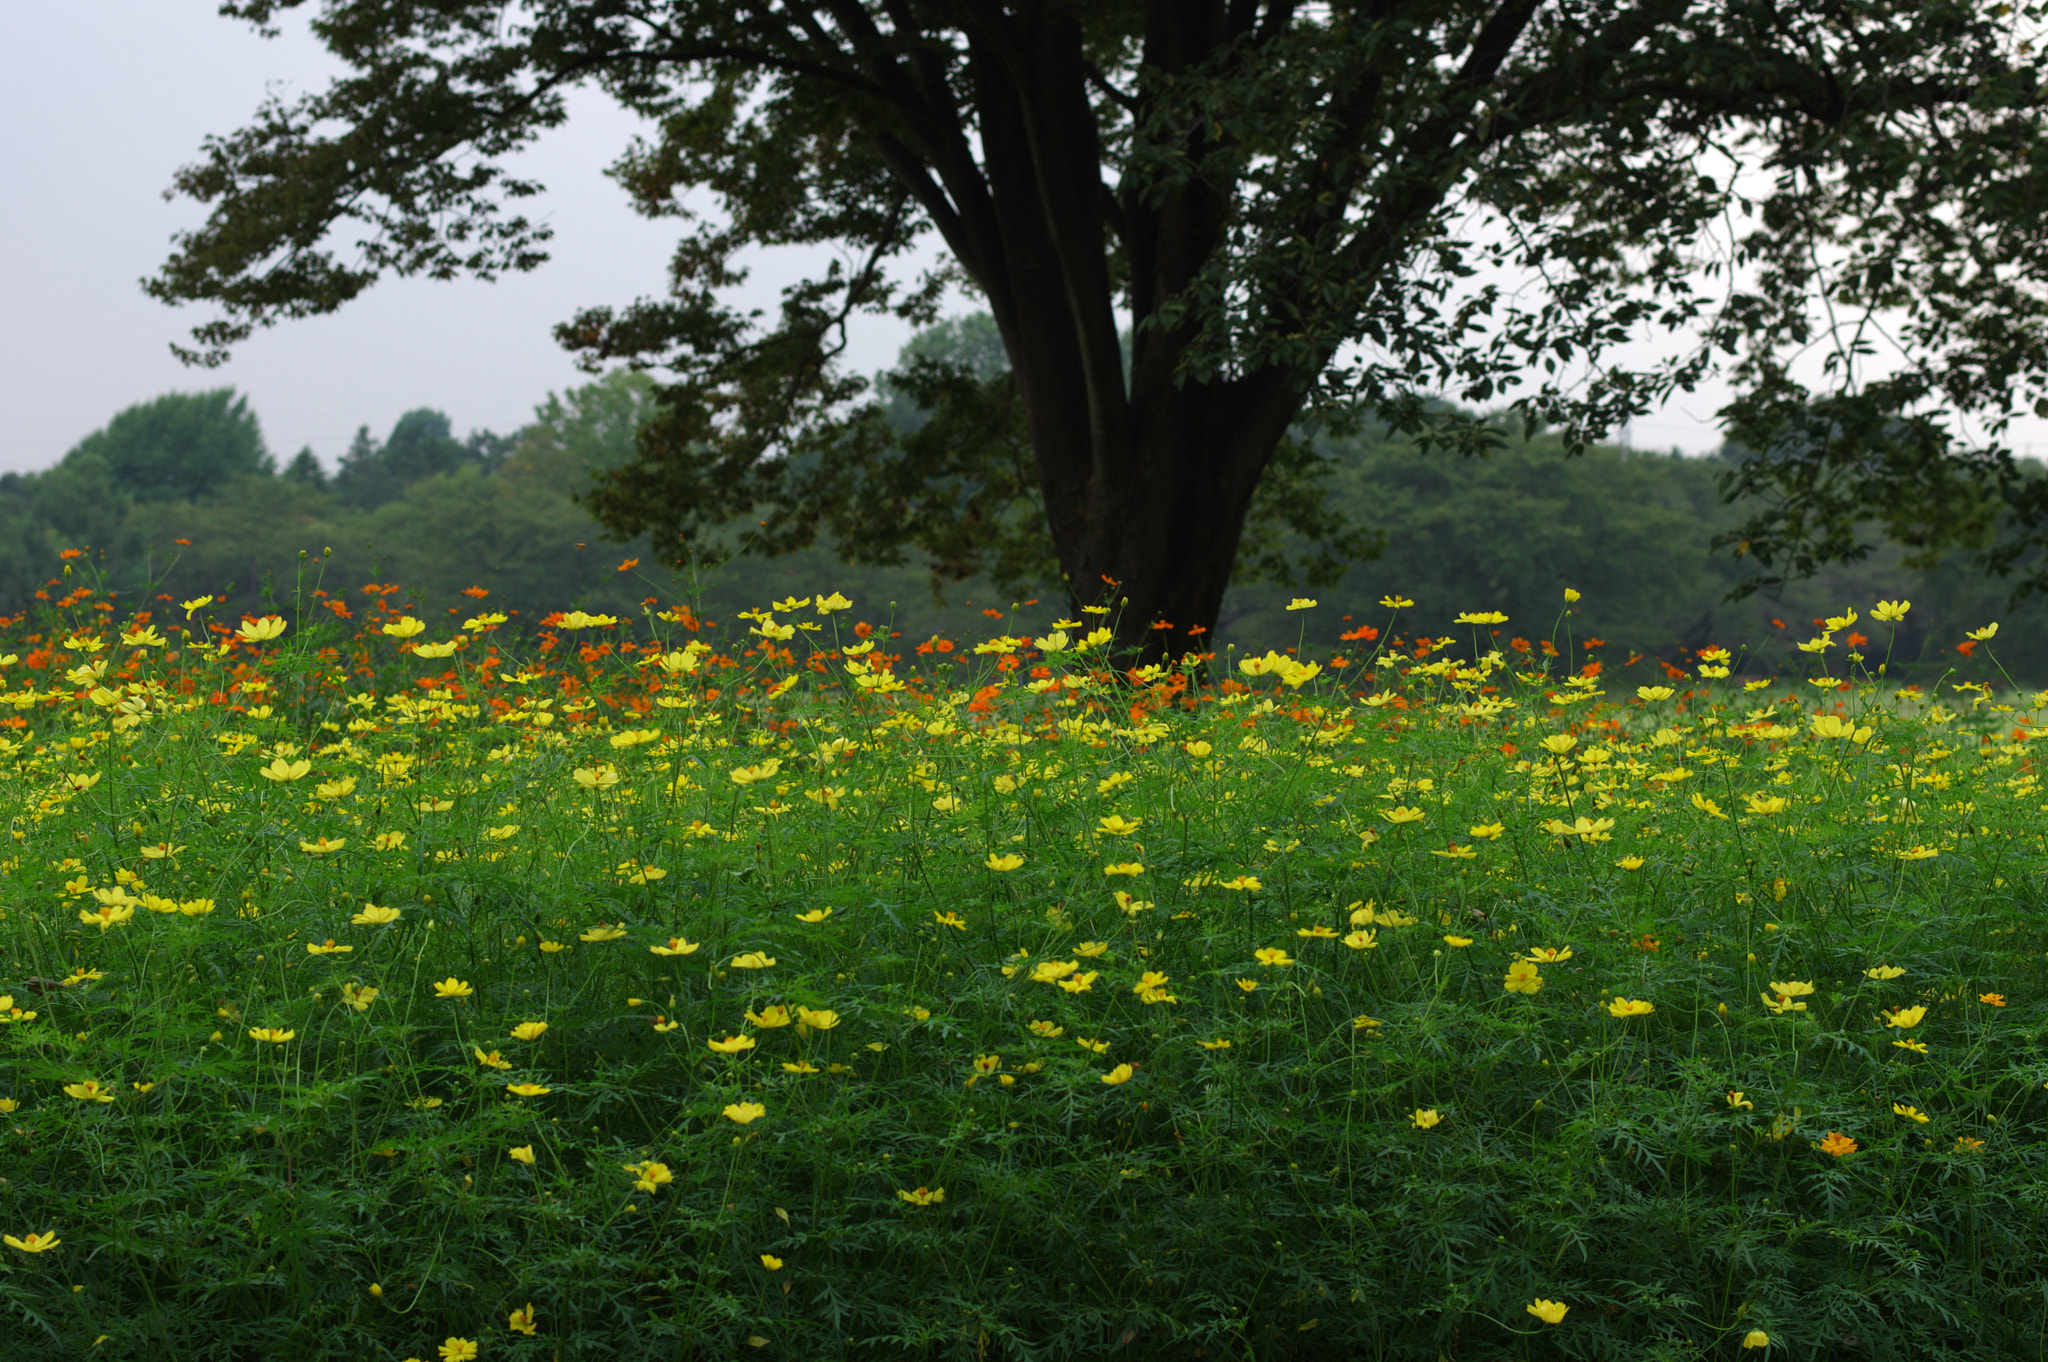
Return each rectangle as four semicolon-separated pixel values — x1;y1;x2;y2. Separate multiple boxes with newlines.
0;573;2043;1361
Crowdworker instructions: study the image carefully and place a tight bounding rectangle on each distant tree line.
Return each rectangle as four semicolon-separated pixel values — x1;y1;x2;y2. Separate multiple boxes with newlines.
5;317;2045;680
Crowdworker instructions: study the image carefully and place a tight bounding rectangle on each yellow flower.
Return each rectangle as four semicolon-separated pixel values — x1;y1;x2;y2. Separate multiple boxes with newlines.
707;1035;757;1054
1865;965;1905;980
298;836;347;855
1743;1330;1771;1349
1380;595;1414;608
1097;815;1142;835
1871;600;1909;621
1386;806;1426;824
1690;793;1727;819
624;1159;674;1193
341;984;378;1011
983;852;1025;871
412;640;457;659
1883;1005;1927;1028
1768;980;1815;998
506;1083;552;1097
1817;1131;1858;1157
572;763;621;791
473;1047;512;1071
1968;622;1999;641
1285;598;1318;611
579;924;627;942
180;594;214;618
1760;992;1805;1015
1410;1108;1442;1130
1076;1037;1110;1054
795;1006;839;1031
1100;1064;1134;1085
1503;962;1543;995
1526;1299;1568;1325
63;1080;115;1104
1524;946;1573;963
729;759;783;786
3;1232;60;1253
381;616;427;639
1220;875;1262;891
1896;844;1939;861
236;615;287;643
1636;685;1675;702
1182;740;1213;758
258;757;312;782
437;1339;478;1362
815;591;852;613
723;1101;767;1125
305;939;353;956
432;978;474;999
747;1005;793;1029
1253;947;1294;967
538;940;566;953
509;1145;536;1164
1607;997;1654;1018
1342;929;1378;951
1727;1091;1754;1111
730;951;777;969
1893;1103;1930;1124
1468;822;1505;840
1102;862;1146;877
758;1253;783;1271
371;831;406;852
1563;587;1581;602
1538;734;1577;756
650;937;700;956
1058;972;1099;994
896;1186;945;1206
409;1097;443;1110
1893;1038;1930;1054
351;904;401;926
507;1302;537;1336
249;1028;296;1044
1442;935;1473;948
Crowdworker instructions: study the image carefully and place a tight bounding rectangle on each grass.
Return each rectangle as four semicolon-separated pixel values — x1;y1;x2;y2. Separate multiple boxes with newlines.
0;575;2043;1362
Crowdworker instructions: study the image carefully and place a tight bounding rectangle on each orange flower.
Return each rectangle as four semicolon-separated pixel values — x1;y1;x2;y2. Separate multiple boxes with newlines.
1817;1131;1858;1158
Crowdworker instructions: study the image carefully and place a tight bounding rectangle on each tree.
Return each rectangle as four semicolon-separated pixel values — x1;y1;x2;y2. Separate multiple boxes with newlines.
334;408;501;509
64;389;270;502
150;2;2048;658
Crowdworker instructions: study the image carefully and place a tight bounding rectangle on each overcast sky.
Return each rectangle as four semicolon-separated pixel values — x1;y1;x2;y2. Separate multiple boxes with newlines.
3;3;2040;478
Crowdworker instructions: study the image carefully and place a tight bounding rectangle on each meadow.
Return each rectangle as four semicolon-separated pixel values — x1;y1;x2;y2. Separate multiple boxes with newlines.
0;561;2043;1362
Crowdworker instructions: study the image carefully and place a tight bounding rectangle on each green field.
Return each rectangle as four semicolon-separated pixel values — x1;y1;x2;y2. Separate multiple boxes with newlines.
0;582;2041;1361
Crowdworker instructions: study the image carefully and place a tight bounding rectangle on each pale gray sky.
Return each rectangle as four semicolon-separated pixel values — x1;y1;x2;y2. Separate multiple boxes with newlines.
3;3;2038;475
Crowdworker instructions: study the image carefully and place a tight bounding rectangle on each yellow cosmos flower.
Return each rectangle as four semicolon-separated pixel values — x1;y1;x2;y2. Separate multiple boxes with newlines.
258;757;312;782
1893;1103;1930;1124
1883;1005;1927;1028
708;1035;757;1054
1253;947;1294;967
1870;600;1909;621
299;836;347;855
236;615;287;643
1410;1108;1442;1129
984;853;1025;871
380;616;426;639
64;1080;115;1103
1616;856;1646;871
506;1083;552;1097
538;940;566;953
1727;1091;1754;1110
650;937;699;956
896;1186;945;1206
730;952;776;969
1100;1064;1134;1085
1607;997;1655;1018
437;1338;478;1362
1386;806;1426;824
1342;930;1378;950
1503;962;1543;995
1076;1037;1110;1054
248;1028;295;1044
412;640;457;659
624;1159;674;1193
1524;946;1573;963
371;831;406;851
1199;1038;1232;1050
1817;1131;1858;1157
723;1102;767;1125
1442;935;1473;948
341;984;378;1011
508;1145;538;1167
472;1048;512;1071
747;1005;793;1029
572;764;621;790
1221;875;1262;892
1526;1299;1568;1325
1030;960;1079;984
796;1007;840;1031
305;939;353;956
1865;965;1905;980
3;1231;60;1253
729;759;783;786
432;978;474;999
350;904;401;926
579;924;627;942
793;907;831;923
1968;622;1999;641
507;1302;537;1336
1743;1330;1771;1349
1097;815;1142;836
1102;862;1146;877
1076;941;1110;958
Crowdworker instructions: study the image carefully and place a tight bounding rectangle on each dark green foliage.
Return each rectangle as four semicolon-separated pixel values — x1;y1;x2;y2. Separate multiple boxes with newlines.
63;389;270;502
148;1;2048;647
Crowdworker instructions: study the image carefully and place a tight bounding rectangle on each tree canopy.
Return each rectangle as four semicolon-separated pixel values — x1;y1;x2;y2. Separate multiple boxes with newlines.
151;0;2048;654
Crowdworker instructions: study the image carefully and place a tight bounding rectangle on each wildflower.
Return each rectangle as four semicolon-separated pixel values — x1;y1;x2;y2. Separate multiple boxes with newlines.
432;978;473;999
1956;1135;1986;1152
1865;965;1905;980
1102;862;1145;876
1893;1038;1930;1053
1760;993;1805;1015
1968;622;1999;641
650;937;700;956
730;759;782;786
1616;856;1646;871
299;836;347;855
1893;1103;1929;1123
1607;997;1654;1018
1896;844;1939;861
180;594;214;618
1183;740;1213;757
1743;1329;1771;1349
506;1083;552;1097
63;1081;115;1104
1343;929;1378;951
409;1097;443;1110
1727;1091;1754;1111
579;924;627;942
1112;892;1153;916
1253;948;1294;967
730;952;777;969
1636;685;1675;702
572;764;621;791
1442;935;1473;948
1410;1108;1442;1129
473;1048;512;1071
438;1339;478;1362
1220;874;1262;891
1503;961;1543;995
624;1160;673;1193
1100;1064;1134;1085
341;984;378;1011
707;1035;757;1054
747;1005;793;1029
757;1253;784;1271
258;757;312;782
79;904;134;931
371;831;406;852
509;1145;536;1164
305;939;353;956
1526;1299;1568;1325
236;615;287;643
3;1232;59;1253
381;616;426;639
724;1102;766;1125
983;853;1025;871
1524;946;1573;963
1075;941;1110;958
249;1028;295;1044
1883;1005;1927;1028
351;904;401;926
897;1186;945;1205
1817;1131;1858;1157
1097;814;1142;836
1234;978;1259;993
1076;1037;1110;1054
1980;992;2006;1007
1468;822;1505;840
508;1303;537;1336
1386;806;1426;824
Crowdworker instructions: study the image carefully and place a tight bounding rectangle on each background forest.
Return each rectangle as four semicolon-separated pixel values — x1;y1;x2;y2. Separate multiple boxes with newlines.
6;315;2043;681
